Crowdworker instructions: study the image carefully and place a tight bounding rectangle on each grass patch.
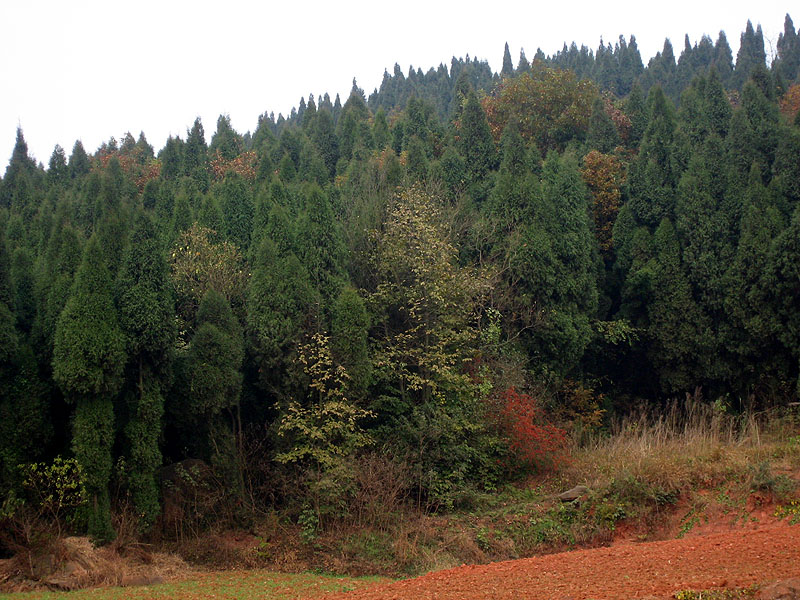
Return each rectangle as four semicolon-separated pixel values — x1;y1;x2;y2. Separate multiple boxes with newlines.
1;570;390;600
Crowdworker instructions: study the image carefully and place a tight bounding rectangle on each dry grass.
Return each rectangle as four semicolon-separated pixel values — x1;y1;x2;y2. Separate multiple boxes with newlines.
564;397;800;496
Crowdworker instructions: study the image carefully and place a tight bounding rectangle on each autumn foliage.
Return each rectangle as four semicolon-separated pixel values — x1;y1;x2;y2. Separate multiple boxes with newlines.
779;84;800;121
499;387;567;470
210;150;257;181
482;61;596;153
581;150;626;260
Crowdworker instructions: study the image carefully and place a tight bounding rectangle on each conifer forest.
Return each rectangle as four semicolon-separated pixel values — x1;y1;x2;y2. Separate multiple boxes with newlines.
1;15;800;546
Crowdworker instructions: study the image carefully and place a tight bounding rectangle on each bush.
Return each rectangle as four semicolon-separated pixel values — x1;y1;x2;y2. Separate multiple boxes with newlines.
499;387;567;471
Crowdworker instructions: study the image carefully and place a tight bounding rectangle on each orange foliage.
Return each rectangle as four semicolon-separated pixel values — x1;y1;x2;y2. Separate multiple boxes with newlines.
779;84;800;121
98;152;160;192
482;61;596;153
581;150;626;260
210;150;257;182
602;94;631;144
499;387;567;470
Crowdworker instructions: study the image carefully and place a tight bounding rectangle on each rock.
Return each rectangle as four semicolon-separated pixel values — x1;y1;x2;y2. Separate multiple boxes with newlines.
558;485;589;502
757;578;800;600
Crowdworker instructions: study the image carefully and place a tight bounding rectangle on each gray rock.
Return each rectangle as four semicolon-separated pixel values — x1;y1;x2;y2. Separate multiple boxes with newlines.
558;485;589;502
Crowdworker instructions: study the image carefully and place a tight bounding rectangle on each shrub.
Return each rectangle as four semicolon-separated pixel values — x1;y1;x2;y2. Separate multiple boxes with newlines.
499;387;567;471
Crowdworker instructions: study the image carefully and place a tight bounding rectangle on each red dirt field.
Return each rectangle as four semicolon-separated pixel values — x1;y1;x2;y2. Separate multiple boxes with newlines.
322;523;800;600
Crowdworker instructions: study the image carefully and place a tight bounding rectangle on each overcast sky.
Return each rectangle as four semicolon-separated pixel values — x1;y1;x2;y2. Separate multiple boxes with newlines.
0;1;793;170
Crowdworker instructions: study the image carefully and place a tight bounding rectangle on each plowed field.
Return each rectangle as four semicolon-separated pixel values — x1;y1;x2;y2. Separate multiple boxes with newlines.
322;523;800;599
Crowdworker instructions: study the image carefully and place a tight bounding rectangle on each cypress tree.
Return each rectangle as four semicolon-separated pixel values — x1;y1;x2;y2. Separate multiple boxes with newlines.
68;140;90;180
733;21;767;90
457;91;497;199
246;237;318;398
185;117;209;190
116;212;175;529
47;145;68;187
53;235;126;542
209;115;243;161
775;14;800;84
628;86;680;228
185;290;244;463
501;42;514;77
647;218;712;393
587;96;620;153
330;286;371;400
214;171;253;251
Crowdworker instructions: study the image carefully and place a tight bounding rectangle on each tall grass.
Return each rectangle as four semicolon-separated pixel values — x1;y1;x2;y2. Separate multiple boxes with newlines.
565;395;800;493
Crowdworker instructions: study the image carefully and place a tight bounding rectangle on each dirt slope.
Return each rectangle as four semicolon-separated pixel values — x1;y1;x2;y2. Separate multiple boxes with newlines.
322;523;800;600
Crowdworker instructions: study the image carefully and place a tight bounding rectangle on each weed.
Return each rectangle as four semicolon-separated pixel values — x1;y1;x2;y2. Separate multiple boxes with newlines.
774;499;800;525
298;506;318;544
474;526;490;552
674;585;758;599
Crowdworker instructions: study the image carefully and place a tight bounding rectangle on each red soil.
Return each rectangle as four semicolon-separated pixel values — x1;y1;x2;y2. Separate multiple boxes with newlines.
323;523;800;600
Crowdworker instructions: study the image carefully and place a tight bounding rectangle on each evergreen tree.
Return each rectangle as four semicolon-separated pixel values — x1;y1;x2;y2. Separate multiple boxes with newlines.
185;117;209;190
647;219;713;393
116;212;174;529
47;145;68;187
68;140;91;179
713;32;734;87
775;14;800;84
517;49;531;74
628;86;680;228
209;114;243;160
587;96;620;153
53;235;126;542
501;42;514;77
311;108;339;177
733;20;767;90
457;91;497;198
330;286;371;400
247;237;318;398
214;171;253;251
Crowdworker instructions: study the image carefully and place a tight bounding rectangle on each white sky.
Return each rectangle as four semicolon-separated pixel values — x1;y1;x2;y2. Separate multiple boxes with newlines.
0;1;792;170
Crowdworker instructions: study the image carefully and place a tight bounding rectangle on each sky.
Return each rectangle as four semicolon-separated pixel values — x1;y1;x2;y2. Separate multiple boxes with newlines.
0;1;793;170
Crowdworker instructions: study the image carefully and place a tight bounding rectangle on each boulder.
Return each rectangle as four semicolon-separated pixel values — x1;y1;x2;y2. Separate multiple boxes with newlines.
558;485;589;502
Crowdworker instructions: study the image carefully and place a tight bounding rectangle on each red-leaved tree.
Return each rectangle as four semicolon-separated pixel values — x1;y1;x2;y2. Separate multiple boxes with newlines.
499;387;567;471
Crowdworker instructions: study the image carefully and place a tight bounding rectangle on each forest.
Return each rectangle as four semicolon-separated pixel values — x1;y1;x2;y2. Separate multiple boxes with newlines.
0;14;799;550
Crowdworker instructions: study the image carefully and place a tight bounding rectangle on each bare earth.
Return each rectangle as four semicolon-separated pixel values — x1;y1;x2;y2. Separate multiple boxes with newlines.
322;523;800;600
